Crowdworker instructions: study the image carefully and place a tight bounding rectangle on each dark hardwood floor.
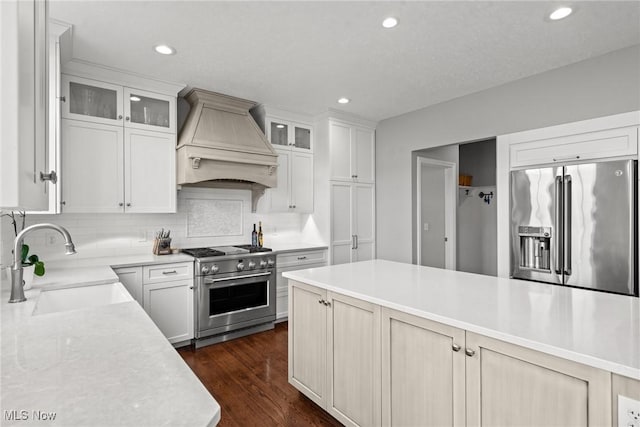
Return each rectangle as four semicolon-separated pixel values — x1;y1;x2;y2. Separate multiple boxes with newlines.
178;322;342;427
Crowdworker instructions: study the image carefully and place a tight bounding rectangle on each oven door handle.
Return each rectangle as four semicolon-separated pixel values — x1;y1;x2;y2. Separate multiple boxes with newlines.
203;272;271;284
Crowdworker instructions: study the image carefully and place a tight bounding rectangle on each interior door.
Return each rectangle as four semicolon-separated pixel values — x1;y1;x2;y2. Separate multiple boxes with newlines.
563;160;636;295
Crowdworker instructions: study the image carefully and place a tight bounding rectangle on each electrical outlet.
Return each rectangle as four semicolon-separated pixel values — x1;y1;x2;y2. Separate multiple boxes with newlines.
423;222;429;231
618;394;640;427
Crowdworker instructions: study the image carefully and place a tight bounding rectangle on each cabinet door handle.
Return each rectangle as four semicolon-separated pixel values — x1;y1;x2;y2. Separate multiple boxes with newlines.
125;116;130;121
354;235;358;249
465;348;476;357
189;286;194;290
59;96;66;103
162;270;178;275
325;301;331;307
297;256;307;260
352;235;356;250
118;115;123;120
552;155;580;162
126;203;131;207
118;202;124;207
452;344;461;352
318;299;324;304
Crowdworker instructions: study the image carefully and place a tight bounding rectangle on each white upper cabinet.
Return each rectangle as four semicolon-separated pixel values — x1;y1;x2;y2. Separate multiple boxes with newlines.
0;0;48;210
253;106;315;213
267;118;313;153
59;64;183;213
124;87;176;134
61;76;176;133
329;120;375;183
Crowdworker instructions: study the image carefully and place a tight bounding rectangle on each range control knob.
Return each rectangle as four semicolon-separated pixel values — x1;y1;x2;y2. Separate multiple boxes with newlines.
210;265;219;274
267;259;275;267
248;261;256;269
259;260;267;268
201;266;210;274
236;262;245;271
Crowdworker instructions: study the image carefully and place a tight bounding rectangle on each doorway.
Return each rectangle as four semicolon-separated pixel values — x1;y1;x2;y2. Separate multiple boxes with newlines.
416;157;456;269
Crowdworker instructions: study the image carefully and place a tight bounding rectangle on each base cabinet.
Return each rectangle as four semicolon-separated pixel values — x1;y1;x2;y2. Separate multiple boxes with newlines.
382;308;611;427
114;262;194;346
381;308;466;427
275;249;327;320
288;280;380;427
466;331;611;426
291;286;616;427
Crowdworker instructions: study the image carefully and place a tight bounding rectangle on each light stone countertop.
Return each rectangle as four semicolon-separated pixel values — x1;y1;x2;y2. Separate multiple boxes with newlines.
284;259;640;380
1;261;219;426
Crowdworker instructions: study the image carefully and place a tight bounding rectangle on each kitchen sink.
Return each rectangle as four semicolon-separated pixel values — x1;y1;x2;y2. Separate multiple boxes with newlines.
32;282;133;316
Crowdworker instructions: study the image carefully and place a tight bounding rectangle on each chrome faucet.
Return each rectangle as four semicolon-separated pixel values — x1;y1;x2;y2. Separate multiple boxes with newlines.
9;223;77;303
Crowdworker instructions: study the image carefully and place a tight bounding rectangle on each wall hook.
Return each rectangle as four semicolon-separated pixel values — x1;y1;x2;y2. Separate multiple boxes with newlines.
478;191;494;205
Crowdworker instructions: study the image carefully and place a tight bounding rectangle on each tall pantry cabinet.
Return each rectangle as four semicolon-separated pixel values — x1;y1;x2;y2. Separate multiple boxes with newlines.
315;113;377;265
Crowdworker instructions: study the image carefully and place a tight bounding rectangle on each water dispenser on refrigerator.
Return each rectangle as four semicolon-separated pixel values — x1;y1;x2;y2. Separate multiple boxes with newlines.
518;226;551;272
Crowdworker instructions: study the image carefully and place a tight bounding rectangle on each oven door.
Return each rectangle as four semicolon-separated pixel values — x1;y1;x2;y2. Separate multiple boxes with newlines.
197;271;276;338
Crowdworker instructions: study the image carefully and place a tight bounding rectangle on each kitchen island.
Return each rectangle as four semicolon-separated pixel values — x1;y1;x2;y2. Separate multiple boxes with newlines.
1;260;220;427
284;259;640;427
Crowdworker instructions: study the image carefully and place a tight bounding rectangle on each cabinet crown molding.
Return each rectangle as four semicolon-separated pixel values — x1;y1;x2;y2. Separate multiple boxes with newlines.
62;59;185;96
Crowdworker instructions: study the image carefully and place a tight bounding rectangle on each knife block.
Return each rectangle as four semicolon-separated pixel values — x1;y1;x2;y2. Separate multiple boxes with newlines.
153;237;172;255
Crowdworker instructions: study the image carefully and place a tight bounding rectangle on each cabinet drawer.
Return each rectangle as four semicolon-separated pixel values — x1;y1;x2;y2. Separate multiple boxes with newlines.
277;249;327;267
143;262;193;284
510;126;638;168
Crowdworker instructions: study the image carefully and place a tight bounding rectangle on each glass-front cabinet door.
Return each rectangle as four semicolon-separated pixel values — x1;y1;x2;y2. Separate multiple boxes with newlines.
268;120;290;148
266;118;313;153
293;124;312;152
124;88;176;133
61;75;123;126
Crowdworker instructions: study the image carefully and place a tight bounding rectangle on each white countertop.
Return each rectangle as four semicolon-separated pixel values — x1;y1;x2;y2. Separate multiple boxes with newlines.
283;259;640;380
1;262;219;426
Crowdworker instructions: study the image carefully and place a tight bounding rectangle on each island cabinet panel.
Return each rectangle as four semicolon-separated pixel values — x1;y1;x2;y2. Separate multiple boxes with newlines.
289;281;327;407
465;331;611;427
288;281;381;427
327;293;381;427
381;308;466;427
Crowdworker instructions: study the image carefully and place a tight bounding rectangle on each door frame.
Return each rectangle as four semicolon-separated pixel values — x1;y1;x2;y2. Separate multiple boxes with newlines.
416;156;457;269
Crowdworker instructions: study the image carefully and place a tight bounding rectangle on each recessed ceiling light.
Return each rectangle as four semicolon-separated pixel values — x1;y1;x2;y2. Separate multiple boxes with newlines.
130;96;141;102
154;44;176;55
338;97;350;104
382;17;398;28
549;7;573;20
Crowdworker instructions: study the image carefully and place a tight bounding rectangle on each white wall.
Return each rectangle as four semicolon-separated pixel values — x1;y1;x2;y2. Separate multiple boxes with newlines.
0;187;320;268
420;165;445;268
377;45;640;263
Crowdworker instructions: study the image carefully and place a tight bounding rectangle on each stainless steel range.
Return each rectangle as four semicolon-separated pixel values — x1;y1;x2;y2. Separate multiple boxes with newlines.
182;245;276;348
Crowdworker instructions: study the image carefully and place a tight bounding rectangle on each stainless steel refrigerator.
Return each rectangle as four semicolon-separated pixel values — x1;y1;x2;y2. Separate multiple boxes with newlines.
510;159;637;296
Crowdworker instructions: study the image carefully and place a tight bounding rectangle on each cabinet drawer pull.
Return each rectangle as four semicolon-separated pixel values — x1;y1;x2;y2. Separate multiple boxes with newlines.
162;270;178;275
552;155;580;162
318;299;324;304
297;256;307;260
325;301;331;307
465;348;476;357
452;344;461;352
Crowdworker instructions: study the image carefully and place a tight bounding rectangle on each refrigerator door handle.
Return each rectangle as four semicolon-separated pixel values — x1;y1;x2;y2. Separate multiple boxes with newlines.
554;176;563;275
563;175;572;276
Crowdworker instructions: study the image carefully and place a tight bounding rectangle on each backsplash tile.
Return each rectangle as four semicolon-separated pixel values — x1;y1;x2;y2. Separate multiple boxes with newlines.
0;187;318;267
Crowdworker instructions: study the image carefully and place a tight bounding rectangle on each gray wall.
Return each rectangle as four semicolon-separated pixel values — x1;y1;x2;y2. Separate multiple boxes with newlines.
377;45;640;263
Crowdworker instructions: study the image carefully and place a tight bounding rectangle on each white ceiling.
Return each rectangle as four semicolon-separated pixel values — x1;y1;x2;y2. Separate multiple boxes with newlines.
49;1;640;122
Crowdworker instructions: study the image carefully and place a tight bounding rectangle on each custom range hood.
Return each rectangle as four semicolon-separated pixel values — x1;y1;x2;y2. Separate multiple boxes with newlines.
176;89;278;211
